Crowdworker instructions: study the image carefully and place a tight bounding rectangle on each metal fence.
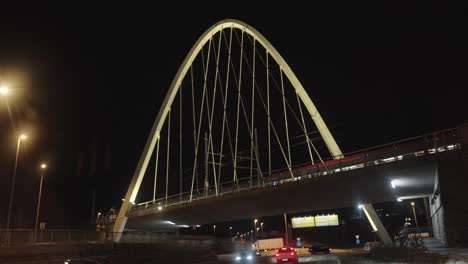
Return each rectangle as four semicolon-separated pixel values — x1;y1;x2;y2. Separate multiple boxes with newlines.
0;229;216;247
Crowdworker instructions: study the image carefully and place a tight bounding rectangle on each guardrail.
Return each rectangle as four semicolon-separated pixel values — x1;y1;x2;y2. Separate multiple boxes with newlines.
0;229;216;247
131;127;463;214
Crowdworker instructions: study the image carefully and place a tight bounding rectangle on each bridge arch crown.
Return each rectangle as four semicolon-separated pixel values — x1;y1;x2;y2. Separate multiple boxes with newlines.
155;19;341;161
113;19;342;237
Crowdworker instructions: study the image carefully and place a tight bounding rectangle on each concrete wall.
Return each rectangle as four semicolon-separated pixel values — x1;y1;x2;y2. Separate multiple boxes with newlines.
431;147;468;247
430;170;447;245
0;243;217;263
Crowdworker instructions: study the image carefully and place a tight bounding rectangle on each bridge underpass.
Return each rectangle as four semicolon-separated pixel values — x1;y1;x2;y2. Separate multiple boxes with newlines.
126;155;438;230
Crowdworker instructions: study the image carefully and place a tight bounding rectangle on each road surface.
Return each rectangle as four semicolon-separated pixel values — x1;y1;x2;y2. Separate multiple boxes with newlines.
216;254;342;263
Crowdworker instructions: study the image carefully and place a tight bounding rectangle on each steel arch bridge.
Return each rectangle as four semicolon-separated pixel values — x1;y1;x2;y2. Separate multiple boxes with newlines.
113;19;344;235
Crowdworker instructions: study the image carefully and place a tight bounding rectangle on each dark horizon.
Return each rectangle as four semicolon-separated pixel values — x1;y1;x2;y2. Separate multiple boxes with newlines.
0;3;467;229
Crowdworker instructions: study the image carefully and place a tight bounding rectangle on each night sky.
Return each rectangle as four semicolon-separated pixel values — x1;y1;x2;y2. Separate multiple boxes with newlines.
0;3;467;229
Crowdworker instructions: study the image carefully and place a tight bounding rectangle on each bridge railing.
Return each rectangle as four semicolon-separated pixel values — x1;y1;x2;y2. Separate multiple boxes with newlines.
131;127;462;213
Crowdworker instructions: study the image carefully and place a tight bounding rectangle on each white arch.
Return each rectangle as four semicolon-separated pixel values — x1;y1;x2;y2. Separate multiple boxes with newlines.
113;19;342;236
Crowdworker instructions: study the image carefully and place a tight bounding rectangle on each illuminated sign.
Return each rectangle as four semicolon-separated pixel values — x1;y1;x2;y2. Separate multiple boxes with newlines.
291;214;339;229
291;216;315;228
315;214;339;226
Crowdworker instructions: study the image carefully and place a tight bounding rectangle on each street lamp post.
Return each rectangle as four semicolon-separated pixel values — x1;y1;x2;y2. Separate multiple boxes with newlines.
254;219;258;239
5;134;27;243
411;202;419;229
34;163;47;243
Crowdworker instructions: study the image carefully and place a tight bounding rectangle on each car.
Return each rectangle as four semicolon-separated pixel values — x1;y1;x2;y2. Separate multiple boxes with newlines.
64;256;113;264
233;250;256;263
275;247;298;264
363;241;383;251
308;244;331;254
64;258;102;264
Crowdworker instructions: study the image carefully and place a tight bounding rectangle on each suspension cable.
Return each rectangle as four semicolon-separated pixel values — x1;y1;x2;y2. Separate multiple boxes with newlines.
232;30;244;188
190;38;212;202
250;38;256;188
223;29;267;182
296;93;314;165
246;35;326;163
234;32;293;178
267;51;271;177
152;137;160;203
280;68;292;169
190;66;199;192
179;82;183;200
216;27;234;190
205;30;223;196
165;109;171;206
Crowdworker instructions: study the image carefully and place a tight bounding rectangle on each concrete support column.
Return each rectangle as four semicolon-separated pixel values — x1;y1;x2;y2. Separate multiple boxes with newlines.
362;203;393;245
113;216;128;242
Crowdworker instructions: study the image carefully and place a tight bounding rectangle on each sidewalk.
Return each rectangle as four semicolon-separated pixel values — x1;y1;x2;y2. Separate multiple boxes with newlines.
427;247;468;260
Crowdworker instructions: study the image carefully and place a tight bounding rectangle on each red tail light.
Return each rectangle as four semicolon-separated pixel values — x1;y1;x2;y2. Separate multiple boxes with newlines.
290;252;295;256
275;253;280;257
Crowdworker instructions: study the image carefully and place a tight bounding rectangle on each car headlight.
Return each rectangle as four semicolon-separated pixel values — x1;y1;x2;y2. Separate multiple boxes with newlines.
235;256;242;261
246;255;253;260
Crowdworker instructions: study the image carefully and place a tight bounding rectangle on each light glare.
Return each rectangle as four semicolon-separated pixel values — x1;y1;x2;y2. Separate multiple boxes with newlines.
0;86;8;95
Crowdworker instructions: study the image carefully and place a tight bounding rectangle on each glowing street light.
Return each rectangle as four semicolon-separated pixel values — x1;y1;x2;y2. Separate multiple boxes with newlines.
1;85;16;132
0;85;9;95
